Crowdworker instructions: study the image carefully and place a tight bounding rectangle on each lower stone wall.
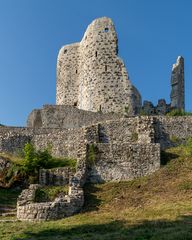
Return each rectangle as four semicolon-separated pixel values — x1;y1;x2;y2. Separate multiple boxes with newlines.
17;184;84;221
87;143;160;183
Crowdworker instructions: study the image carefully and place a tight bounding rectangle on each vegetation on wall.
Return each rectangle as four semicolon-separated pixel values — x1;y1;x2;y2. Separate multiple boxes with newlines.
35;186;69;202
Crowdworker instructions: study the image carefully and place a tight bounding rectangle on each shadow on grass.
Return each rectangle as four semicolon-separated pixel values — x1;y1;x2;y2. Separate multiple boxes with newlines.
82;183;102;212
160;151;179;165
13;215;192;240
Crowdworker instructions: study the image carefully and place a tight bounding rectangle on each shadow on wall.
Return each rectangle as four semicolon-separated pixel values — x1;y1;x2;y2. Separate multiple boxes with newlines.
1;135;31;154
17;215;192;239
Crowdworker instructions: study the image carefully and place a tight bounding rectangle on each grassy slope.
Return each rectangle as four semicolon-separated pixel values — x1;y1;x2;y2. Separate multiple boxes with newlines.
1;146;192;239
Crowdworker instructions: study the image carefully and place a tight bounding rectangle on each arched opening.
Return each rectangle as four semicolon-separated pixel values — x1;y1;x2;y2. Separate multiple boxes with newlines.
95;51;97;57
105;65;107;72
104;27;109;32
74;101;78;107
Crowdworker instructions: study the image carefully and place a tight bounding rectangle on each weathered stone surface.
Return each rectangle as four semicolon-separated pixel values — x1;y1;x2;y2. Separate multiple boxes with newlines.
56;17;141;115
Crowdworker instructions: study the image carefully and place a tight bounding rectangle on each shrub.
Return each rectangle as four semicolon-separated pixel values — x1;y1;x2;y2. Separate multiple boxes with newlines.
166;109;192;116
22;143;77;183
1;143;77;186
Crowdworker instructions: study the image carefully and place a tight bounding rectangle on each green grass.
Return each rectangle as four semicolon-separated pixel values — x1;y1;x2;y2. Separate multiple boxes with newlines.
35;186;69;202
2;145;192;239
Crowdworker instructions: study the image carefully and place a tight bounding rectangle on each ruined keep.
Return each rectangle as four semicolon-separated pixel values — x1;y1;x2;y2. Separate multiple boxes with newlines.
142;56;185;115
170;56;185;110
0;17;190;221
56;17;141;115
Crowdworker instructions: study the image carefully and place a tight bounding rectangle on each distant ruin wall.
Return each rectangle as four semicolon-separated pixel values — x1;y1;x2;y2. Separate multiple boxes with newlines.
155;116;192;148
27;105;121;129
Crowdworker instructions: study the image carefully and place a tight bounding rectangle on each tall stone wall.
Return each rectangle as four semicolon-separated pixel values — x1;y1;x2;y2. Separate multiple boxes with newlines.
56;17;141;115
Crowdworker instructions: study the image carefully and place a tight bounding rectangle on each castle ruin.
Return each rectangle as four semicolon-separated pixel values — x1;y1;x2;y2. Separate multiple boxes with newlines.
0;17;189;221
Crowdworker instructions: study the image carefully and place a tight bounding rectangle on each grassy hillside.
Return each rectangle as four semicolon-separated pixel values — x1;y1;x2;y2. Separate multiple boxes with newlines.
1;145;192;239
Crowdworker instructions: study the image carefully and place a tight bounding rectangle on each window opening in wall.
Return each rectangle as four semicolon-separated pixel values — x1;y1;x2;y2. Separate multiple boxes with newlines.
105;65;107;72
76;69;78;74
64;49;67;54
95;51;97;57
99;105;102;112
104;27;109;32
74;101;78;107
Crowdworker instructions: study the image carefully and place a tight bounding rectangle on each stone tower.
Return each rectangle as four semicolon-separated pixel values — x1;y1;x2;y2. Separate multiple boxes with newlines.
56;17;141;115
170;56;185;111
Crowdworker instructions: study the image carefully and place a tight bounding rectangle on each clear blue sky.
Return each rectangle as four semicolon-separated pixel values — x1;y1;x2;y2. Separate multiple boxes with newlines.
0;0;191;126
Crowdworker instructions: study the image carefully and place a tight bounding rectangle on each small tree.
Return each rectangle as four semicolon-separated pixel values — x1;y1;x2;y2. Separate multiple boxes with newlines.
23;143;52;175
